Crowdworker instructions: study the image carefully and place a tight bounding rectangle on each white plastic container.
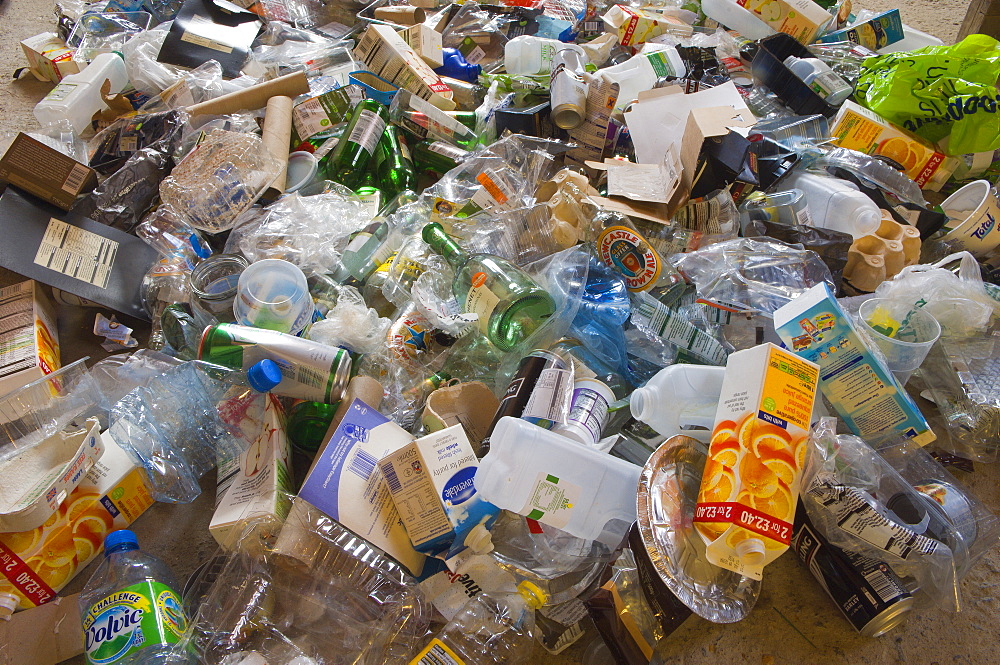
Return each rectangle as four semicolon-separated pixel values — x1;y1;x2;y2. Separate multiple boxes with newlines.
552;377;615;446
33;52;128;135
504;36;584;77
597;45;686;112
234;259;315;335
700;0;776;41
783;56;852;106
475;417;642;547
629;364;725;443
782;171;882;238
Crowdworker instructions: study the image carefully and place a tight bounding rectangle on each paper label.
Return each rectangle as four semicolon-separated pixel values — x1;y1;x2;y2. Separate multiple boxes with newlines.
0;282;36;377
522;367;572;423
408;94;470;143
596;226;662;291
521;473;581;529
34;218;118;289
631;293;729;365
45;82;77;102
348;109;386;156
83;580;187;665
471;170;516;210
464;273;501;334
411;638;466;665
179;16;235;53
292;98;330;140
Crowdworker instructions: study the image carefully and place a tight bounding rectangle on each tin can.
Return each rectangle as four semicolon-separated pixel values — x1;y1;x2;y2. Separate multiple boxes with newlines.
792;506;913;637
481;349;569;452
550;49;589;130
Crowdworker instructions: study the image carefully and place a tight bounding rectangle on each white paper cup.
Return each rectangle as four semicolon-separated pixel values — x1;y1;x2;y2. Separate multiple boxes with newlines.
940;180;1000;258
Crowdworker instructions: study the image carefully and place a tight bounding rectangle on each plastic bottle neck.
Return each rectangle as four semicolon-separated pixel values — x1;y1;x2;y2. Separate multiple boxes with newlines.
105;542;139;557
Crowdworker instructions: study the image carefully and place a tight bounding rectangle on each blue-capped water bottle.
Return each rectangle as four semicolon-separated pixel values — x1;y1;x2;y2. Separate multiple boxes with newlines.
79;530;193;665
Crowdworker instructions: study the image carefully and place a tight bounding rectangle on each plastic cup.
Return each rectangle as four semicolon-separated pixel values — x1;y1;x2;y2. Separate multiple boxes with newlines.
857;298;941;386
234;259;314;335
940;180;1000;258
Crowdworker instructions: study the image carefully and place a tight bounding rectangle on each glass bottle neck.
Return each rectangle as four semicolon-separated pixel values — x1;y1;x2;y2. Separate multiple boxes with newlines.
422;223;468;269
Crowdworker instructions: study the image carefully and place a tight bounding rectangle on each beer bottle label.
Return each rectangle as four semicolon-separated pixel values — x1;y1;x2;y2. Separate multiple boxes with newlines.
348;109;386;156
83;581;187;665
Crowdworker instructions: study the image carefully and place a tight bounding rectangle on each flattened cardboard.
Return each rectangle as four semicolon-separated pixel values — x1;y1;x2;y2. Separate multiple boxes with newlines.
0;593;83;665
157;0;263;78
0;134;97;211
0;187;160;321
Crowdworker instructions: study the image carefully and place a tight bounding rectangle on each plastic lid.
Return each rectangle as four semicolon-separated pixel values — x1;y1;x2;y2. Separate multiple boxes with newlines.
0;592;18;619
734;537;766;566
516;580;547;610
248;359;283;393
104;529;138;553
464;523;494;554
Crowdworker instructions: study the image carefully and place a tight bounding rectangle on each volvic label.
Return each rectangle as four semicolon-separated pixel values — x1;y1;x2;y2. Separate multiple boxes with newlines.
83;581;187;665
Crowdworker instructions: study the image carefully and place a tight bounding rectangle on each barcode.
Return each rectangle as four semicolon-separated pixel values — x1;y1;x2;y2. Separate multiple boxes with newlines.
61;163;89;195
380;461;402;493
348;448;378;481
862;566;902;603
584;21;603;31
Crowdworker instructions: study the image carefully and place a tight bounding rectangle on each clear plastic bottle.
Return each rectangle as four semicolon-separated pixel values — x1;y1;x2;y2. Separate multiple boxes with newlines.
410;580;546;665
79;530;192;665
782;56;852;106
140;256;192;352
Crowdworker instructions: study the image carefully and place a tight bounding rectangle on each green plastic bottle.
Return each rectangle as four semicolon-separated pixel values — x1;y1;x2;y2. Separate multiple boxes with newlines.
422;222;555;352
321;99;390;190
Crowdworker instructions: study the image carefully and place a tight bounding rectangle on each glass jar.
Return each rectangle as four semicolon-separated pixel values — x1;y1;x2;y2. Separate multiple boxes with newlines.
189;254;248;324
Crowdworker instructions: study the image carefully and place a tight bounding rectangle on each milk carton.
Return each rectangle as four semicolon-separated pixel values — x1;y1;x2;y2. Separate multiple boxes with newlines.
380;424;498;558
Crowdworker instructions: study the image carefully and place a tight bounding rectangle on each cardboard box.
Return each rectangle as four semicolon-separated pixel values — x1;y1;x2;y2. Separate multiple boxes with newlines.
0;280;60;397
736;0;832;44
830;100;959;191
0;186;162;321
211;393;292;547
295;398;426;575
20;33;80;84
0;593;83;665
354;24;455;111
819;8;904;50
400;23;444;68
0;437;154;612
602;5;691;51
0;133;98;211
379;424;498;558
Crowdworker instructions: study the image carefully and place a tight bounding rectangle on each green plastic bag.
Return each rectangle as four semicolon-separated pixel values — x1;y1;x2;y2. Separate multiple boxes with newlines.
855;35;1000;156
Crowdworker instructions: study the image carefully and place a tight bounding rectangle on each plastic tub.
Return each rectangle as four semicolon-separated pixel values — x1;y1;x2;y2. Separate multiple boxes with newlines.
234;259;314;335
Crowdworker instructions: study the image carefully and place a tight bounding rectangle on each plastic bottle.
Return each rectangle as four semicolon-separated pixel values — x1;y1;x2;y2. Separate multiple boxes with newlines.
552;377;615;446
782;56;852;106
434;48;483;83
79;530;192;665
700;0;777;41
781;171;882;238
629;364;725;443
34;52;128;135
410;580;546;665
740;189;813;227
475;416;642;547
504;36;584;77
140;256;192;352
597;45;686;112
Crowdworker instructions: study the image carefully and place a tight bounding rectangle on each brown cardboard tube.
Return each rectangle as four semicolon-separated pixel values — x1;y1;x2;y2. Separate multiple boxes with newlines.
186;71;310;117
262;95;293;199
374;5;426;24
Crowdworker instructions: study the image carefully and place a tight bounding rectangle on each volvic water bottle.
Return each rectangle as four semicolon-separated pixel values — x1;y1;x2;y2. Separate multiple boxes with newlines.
79;530;192;665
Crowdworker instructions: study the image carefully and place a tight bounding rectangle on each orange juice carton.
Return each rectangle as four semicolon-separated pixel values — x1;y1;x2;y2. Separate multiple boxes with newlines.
20;33;80;84
694;343;819;581
830;100;959;192
211;392;292;548
0;280;60;396
601;5;692;51
736;0;833;44
0;434;153;614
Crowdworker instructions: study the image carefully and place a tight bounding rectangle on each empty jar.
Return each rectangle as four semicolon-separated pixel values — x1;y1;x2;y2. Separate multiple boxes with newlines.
189;254;248;324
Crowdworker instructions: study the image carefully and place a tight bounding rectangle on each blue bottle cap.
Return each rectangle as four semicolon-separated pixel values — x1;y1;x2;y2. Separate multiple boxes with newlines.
247;359;283;392
104;529;138;553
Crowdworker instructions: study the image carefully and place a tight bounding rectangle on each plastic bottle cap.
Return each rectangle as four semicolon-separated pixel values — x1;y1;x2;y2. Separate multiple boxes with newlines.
0;592;18;619
516;580;547;610
464;523;494;554
734;537;766;566
247;359;283;393
104;529;138;552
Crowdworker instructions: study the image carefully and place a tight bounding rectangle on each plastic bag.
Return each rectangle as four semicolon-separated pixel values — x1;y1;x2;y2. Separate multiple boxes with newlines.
872;252;999;337
306;286;392;355
855;35;1000;156
671;237;837;315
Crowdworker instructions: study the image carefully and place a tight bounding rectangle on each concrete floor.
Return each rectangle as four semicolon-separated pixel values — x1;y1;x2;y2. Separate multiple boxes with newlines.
1;0;998;664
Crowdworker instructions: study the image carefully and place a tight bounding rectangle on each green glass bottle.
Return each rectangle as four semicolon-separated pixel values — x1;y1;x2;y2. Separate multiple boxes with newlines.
321;99;389;190
376;126;417;198
287;400;339;453
421;222;556;352
412;139;470;175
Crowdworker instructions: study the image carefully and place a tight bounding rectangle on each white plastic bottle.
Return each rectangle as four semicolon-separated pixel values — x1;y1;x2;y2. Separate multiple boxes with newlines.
781;171;882;238
783;56;852;106
475;416;642;547
504;35;585;77
597;45;686;112
34;52;128;135
700;0;776;41
629;364;726;443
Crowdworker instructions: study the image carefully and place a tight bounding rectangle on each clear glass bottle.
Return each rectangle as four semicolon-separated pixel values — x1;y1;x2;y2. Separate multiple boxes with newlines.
422;222;556;352
79;530;193;665
410;581;545;665
188;253;248;324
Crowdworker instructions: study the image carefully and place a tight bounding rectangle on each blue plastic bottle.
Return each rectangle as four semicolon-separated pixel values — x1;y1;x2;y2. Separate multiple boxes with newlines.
79;530;193;665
